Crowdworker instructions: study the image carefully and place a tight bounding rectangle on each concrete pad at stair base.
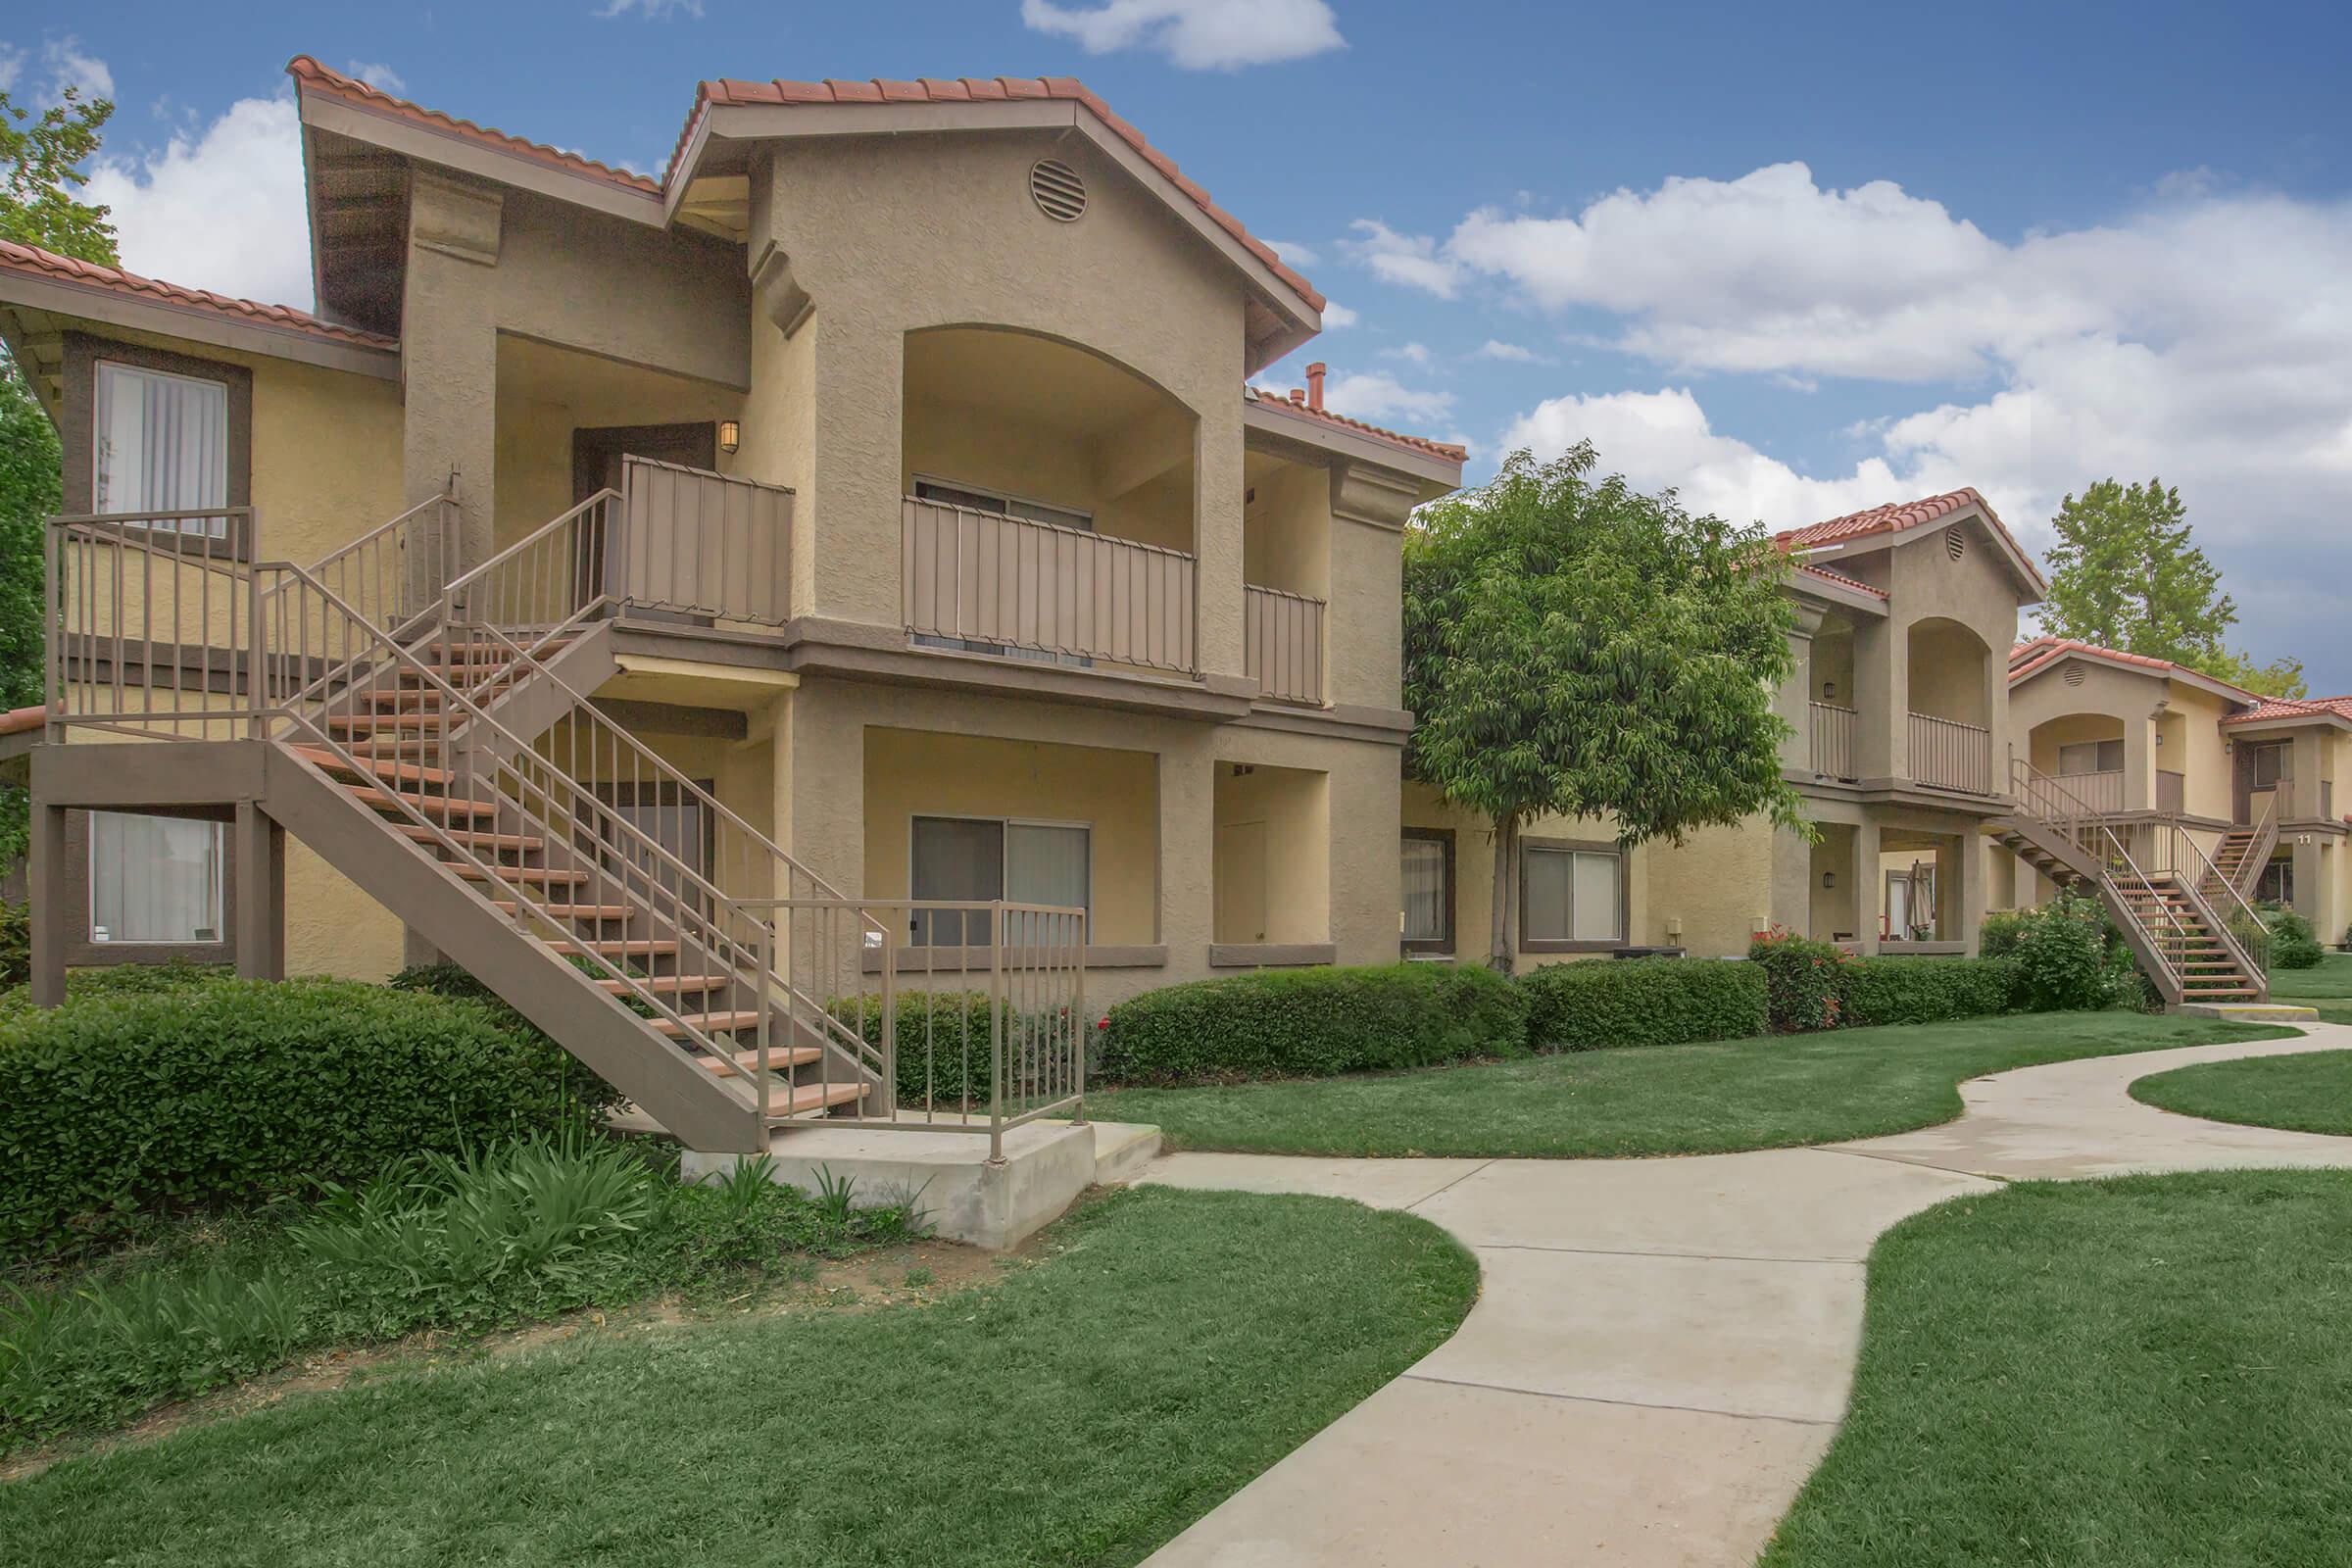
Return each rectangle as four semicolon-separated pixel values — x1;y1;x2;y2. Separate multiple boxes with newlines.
1136;1152;1491;1210
1409;1150;1994;1260
1142;1376;1831;1568
682;1118;1160;1251
2180;1002;2320;1022
1415;1248;1867;1424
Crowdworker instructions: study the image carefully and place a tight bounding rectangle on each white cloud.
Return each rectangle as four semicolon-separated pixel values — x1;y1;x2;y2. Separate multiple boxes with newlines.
1265;237;1319;267
83;94;313;309
38;36;113;103
1020;0;1344;70
344;61;407;94
0;47;23;95
1345;218;1464;298
1319;370;1453;423
1472;339;1546;364
1382;341;1433;367
1320;300;1358;328
595;0;704;15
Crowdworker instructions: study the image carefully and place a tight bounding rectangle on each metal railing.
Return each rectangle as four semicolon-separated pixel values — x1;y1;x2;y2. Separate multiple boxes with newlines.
307;491;459;644
2055;768;2128;814
45;508;262;742
444;491;619;657
902;495;1197;674
617;456;792;626
1245;583;1326;705
1908;711;1993;794
2158;769;2186;815
1808;702;1856;780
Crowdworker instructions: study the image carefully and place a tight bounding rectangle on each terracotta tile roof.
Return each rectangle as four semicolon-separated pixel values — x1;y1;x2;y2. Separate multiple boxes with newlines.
1245;385;1466;465
1793;562;1887;600
288;57;661;194
0;238;399;351
2223;694;2352;726
2008;635;2180;682
677;76;1324;313
1776;487;1993;552
0;705;43;739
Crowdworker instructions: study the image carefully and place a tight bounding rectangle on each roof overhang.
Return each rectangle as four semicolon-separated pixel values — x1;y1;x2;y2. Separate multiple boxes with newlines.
2223;710;2352;736
0;262;398;382
1790;497;2047;605
1788;567;1890;619
2010;643;2259;707
1243;396;1463;493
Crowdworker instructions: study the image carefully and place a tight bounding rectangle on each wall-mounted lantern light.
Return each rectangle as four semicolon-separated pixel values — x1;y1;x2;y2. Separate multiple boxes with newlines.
718;419;741;455
1821;871;1837;890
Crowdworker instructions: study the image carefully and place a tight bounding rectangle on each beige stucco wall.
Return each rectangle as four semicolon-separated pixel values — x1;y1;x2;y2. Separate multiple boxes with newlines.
1642;818;1778;956
899;382;1193;554
1212;762;1330;944
752;129;1250;678
1836;528;2024;781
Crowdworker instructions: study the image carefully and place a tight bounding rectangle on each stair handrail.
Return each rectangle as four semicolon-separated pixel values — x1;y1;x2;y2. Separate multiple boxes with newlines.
2235;789;2282;898
2164;821;2272;979
441;490;622;662
2085;821;2191;999
252;563;884;1103
305;490;460;645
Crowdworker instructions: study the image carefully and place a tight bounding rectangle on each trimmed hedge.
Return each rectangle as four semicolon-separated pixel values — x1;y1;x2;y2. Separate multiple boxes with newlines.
1098;962;1528;1086
830;991;1015;1108
2266;907;2325;970
0;977;612;1258
1520;957;1768;1052
1837;956;2020;1028
1748;931;1852;1032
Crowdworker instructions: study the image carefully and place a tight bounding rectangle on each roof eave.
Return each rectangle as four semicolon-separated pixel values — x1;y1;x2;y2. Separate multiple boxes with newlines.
1242;397;1463;490
0;266;399;380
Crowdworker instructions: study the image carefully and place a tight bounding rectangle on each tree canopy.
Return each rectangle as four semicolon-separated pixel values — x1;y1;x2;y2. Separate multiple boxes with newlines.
1403;442;1807;969
2039;477;2305;699
0;84;116;867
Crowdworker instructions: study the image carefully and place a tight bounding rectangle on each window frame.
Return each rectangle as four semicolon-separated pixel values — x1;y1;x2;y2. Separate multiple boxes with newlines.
1518;836;1629;954
1399;826;1456;956
2248;741;2293;791
61;808;238;967
910;474;1095;532
906;811;1095;948
61;333;254;561
2056;738;2126;777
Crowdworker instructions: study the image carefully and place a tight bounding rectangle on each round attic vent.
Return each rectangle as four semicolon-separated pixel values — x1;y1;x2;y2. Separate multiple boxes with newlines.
1030;158;1087;222
2065;662;2087;687
1944;525;1967;561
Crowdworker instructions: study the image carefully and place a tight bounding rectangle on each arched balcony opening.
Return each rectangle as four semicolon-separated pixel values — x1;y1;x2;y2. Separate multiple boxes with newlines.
1906;616;1994;794
900;326;1200;677
2030;712;2129;814
1807;612;1859;781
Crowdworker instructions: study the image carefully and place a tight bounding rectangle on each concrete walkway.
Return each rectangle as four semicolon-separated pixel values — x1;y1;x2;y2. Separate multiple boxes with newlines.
1135;1023;2352;1568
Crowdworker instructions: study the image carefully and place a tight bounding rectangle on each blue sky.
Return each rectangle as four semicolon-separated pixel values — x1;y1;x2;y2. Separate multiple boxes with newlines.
17;1;2352;686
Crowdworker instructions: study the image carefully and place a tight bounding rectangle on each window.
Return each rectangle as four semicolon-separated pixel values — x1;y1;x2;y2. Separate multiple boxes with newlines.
89;811;224;944
2249;742;2292;790
1400;829;1454;954
1886;867;1937;940
1521;842;1623;948
909;815;1091;946
93;361;230;534
2256;856;2294;906
2057;739;2125;775
591;781;714;915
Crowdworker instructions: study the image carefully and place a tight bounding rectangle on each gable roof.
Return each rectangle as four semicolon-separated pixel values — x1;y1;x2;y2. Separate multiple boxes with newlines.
1244;383;1465;465
1775;486;2046;600
0;239;397;354
2221;694;2352;729
1794;562;1888;601
2008;635;2262;705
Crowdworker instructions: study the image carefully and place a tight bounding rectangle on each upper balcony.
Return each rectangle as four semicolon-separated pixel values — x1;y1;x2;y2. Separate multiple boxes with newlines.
1796;611;1997;796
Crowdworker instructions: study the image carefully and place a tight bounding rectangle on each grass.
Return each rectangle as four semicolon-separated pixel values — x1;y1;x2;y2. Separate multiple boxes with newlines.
1084;1011;2296;1158
0;1187;1477;1568
2131;1050;2352;1137
2266;951;2352;1024
1761;1170;2352;1566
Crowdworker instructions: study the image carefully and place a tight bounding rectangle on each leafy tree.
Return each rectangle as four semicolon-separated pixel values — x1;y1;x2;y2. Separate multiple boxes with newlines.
2039;477;2305;699
1404;443;1807;971
0;84;117;866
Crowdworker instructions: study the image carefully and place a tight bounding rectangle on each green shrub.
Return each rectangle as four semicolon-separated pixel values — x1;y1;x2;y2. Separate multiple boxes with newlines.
1518;957;1767;1052
1978;907;2031;958
389;961;626;1115
1098;963;1529;1086
0;902;26;990
0;977;614;1258
2008;892;2116;1010
1748;929;1852;1032
1838;956;2021;1027
2266;906;2325;970
829;990;1020;1108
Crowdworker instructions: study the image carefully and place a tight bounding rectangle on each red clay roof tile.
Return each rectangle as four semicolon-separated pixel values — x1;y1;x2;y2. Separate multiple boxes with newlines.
2223;694;2352;726
1775;486;2044;593
1793;563;1888;599
0;238;398;352
288;57;660;194
1247;385;1466;466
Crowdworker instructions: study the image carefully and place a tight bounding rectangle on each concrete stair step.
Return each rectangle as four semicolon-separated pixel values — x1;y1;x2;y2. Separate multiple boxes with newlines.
694;1042;825;1075
325;710;448;732
764;1080;869;1118
450;862;589;886
596;973;729;997
579;939;681;958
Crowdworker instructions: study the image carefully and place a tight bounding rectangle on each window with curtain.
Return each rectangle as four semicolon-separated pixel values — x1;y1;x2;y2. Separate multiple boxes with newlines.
909;816;1092;946
1522;843;1623;945
1400;830;1452;952
2056;739;2125;775
93;361;230;535
2249;742;2292;789
89;811;224;944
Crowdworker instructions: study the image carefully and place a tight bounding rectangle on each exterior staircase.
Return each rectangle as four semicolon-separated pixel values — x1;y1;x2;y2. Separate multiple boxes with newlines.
2205;797;2279;903
1994;760;2269;1008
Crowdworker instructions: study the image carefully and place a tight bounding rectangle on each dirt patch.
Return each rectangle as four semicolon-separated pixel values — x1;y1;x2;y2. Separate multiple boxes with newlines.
1;1236;1025;1485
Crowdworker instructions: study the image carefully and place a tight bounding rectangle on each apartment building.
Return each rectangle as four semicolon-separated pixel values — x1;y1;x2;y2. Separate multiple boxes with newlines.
1;59;1460;1150
1406;489;2045;964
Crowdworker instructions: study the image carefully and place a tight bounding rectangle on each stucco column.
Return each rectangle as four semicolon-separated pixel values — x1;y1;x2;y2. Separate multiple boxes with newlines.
2123;711;2155;811
1947;832;1986;955
1192;402;1247;688
402;172;503;576
1779;605;1822;772
1157;741;1216;961
1769;818;1812;935
26;800;68;1007
2291;834;2328;928
1851;815;1882;956
233;802;286;981
1855;620;1899;782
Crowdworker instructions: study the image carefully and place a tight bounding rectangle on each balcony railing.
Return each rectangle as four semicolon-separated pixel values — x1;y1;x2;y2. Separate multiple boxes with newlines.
616;456;793;626
1808;702;1856;780
1245;584;1326;706
2158;768;2185;815
902;496;1196;674
1908;711;1993;795
2055;768;2128;815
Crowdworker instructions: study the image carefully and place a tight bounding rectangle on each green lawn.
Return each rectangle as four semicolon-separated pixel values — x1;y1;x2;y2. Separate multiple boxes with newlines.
1085;1011;2293;1158
1761;1171;2352;1566
2132;1050;2352;1137
2267;952;2352;1023
0;1187;1476;1568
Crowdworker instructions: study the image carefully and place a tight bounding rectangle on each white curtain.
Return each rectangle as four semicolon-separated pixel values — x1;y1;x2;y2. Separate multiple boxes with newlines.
90;811;223;944
1401;838;1446;941
93;361;228;534
1523;848;1573;942
1523;846;1621;943
911;816;1004;946
1006;823;1089;912
1572;851;1621;942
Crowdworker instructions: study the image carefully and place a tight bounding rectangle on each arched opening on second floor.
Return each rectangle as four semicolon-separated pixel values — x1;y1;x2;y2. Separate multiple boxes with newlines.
1907;616;1994;793
2030;712;2129;813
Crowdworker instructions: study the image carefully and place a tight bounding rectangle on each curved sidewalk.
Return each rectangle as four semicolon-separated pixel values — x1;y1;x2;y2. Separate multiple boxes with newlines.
1135;1023;2352;1568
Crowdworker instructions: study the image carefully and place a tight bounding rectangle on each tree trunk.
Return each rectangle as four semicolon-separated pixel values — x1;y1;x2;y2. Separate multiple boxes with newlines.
1490;810;1519;975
